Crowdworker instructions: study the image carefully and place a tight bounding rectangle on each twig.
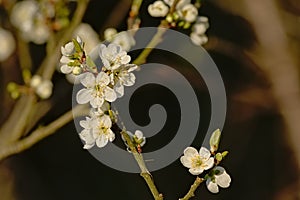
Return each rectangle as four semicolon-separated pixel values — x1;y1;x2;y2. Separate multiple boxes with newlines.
120;131;163;200
179;177;204;200
133;27;168;65
0;104;88;162
127;0;143;30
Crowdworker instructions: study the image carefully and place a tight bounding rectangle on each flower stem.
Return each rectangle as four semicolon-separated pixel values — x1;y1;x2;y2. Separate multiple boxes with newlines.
120;130;163;200
133;27;168;65
179;177;204;200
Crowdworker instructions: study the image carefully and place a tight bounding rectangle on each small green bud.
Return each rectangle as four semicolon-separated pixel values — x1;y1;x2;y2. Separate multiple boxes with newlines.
215;152;223;162
221;151;229;158
7;82;18;92
166;14;173;23
183;22;191;29
178;21;185;27
209;129;221;153
173;12;180;21
11;91;20;99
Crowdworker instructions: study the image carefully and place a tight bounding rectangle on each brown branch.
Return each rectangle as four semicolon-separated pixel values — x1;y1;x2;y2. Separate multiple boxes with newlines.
0;104;88;162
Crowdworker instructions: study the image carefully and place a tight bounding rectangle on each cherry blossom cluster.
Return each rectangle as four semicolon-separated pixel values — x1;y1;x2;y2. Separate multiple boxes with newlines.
60;37;144;149
180;129;231;193
148;0;209;46
10;0;70;44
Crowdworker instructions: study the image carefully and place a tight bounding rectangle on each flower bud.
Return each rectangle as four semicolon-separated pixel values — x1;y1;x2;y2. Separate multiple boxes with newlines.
209;129;221;153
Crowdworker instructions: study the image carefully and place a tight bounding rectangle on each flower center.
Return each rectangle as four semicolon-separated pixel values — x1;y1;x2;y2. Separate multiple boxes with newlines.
191;155;202;168
94;84;105;97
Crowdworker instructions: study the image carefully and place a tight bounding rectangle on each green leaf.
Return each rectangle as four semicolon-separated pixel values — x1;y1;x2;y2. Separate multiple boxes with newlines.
72;38;82;53
86;55;97;71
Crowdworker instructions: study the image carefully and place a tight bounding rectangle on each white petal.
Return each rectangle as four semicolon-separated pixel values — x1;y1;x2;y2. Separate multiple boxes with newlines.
216;172;231;188
90;96;104;108
114;82;124;98
199;147;211;160
203;157;214;170
183;147;198;157
107;129;115;142
79;118;90;129
97;72;110;85
180;156;192;168
122;73;136;86
81;72;95;87
96;134;108;148
60;55;71;64
104;87;117;102
135;130;144;139
121;55;131;65
100;115;112;128
206;179;219;193
189;167;203;175
60;65;73;74
83;143;95;149
76;89;93;104
193;23;207;35
104;28;117;40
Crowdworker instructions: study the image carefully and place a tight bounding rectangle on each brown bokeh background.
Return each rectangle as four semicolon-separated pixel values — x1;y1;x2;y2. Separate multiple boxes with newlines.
1;0;300;199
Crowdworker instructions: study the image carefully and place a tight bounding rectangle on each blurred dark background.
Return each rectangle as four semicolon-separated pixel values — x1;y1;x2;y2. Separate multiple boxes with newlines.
1;0;300;199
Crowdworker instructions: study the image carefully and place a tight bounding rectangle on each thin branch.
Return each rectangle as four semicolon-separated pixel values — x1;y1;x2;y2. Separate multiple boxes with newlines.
179;177;204;200
133;27;167;65
120;131;163;200
0;104;88;162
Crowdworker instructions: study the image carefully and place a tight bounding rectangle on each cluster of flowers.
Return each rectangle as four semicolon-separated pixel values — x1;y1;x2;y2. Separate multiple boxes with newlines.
60;37;144;149
10;0;70;44
148;0;209;46
180;129;231;193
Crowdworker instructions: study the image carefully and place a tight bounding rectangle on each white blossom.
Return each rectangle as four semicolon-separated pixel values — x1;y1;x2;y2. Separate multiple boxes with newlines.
30;75;53;99
10;0;50;44
91;115;115;148
0;28;16;61
79;116;95;149
60;36;84;74
104;28;118;40
190;32;208;46
148;1;169;17
112;64;138;98
163;0;190;9
133;130;146;147
104;28;136;52
178;4;198;23
99;43;131;70
36;79;53;99
180;147;214;175
76;72;117;108
111;31;136;52
30;75;42;88
10;0;38;32
206;166;231;193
